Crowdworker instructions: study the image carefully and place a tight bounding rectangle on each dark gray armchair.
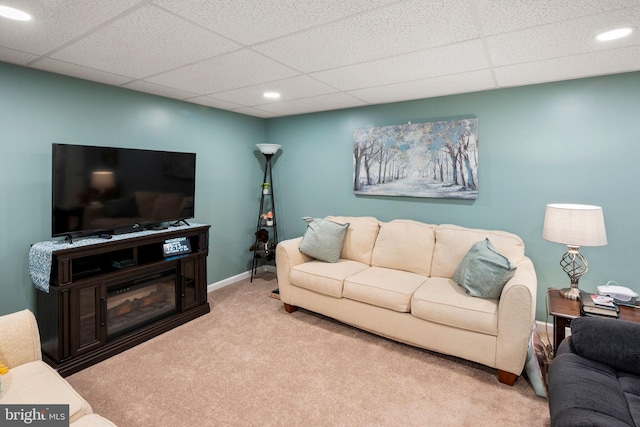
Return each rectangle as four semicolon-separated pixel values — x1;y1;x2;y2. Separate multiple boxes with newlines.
548;316;640;427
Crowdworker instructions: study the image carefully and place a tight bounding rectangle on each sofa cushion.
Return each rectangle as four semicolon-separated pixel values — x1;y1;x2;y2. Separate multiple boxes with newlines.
325;216;379;264
152;192;187;220
411;277;498;335
0;361;93;423
570;317;640;377
371;219;436;276
290;260;370;298
619;372;640;424
452;238;516;299
135;191;159;219
431;224;525;278
343;267;428;313
299;217;350;263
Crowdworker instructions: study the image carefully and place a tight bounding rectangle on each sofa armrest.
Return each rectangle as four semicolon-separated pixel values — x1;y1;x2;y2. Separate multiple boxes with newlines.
0;310;42;368
495;256;537;375
570;316;640;376
276;237;313;304
548;336;636;427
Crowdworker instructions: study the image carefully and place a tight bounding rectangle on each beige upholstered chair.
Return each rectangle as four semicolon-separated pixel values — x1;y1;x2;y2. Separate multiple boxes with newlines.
0;309;116;426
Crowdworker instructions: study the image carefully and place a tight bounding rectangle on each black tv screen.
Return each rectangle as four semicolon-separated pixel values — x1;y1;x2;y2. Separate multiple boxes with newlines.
52;144;196;238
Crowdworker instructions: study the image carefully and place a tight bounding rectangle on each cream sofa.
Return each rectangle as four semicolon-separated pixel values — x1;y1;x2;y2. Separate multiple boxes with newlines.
276;217;537;385
0;309;116;426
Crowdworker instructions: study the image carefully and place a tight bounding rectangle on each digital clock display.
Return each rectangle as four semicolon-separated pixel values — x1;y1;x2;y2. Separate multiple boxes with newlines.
163;237;191;257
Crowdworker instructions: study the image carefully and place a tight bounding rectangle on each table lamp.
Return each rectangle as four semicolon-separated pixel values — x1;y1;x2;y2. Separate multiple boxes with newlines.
90;170;115;201
542;204;608;299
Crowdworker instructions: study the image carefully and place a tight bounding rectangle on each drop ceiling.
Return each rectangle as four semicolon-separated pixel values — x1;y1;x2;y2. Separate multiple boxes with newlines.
1;0;639;118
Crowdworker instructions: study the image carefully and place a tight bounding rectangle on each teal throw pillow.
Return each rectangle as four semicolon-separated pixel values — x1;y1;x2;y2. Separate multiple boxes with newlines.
299;217;349;263
452;238;516;299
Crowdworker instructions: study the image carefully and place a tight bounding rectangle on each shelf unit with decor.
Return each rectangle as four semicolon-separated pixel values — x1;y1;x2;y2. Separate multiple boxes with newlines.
251;144;280;283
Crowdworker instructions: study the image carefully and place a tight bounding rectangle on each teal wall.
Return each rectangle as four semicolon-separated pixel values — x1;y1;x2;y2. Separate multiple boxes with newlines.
2;59;639;323
0;62;264;315
266;71;640;321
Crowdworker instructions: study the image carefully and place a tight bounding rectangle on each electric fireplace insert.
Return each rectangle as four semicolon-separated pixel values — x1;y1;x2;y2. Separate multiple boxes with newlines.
104;269;177;340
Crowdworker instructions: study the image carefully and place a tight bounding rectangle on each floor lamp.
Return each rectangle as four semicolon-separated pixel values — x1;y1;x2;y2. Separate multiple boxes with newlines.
252;143;281;286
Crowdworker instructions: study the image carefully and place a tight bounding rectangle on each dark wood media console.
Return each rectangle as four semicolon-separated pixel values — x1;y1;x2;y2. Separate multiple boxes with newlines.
36;224;210;376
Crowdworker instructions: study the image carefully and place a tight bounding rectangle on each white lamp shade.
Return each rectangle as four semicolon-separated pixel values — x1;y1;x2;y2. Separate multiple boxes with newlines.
542;203;607;247
90;171;115;191
256;144;281;154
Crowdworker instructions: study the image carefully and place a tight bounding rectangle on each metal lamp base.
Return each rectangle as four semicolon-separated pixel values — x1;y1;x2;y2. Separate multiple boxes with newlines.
559;246;587;300
560;286;581;300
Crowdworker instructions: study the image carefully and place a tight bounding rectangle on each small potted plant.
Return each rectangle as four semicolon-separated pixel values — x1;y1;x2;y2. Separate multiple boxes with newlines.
260;182;270;194
261;211;274;226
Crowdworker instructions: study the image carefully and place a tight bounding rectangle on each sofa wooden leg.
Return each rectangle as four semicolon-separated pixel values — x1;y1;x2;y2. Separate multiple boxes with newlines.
497;370;517;386
283;303;298;313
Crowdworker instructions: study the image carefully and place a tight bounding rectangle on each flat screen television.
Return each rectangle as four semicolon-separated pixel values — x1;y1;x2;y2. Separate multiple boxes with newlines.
52;143;196;239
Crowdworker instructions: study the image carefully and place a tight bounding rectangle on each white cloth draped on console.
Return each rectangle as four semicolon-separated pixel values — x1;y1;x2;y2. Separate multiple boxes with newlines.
29;223;204;293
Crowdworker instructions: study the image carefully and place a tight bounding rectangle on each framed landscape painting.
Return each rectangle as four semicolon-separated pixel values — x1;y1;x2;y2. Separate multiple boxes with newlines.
353;118;478;199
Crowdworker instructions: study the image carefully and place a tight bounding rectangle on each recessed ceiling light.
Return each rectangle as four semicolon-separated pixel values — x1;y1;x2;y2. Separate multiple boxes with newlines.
595;27;634;41
0;5;32;21
263;91;281;99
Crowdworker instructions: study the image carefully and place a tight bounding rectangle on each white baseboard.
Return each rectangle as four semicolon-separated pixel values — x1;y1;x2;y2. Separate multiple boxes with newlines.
207;265;276;293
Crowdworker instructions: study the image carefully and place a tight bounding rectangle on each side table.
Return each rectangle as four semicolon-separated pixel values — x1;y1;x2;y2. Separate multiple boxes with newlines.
547;288;640;352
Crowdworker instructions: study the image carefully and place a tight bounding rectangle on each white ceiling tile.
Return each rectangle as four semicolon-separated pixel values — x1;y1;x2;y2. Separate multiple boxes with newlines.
211;76;338;106
186;96;245;111
256;93;366;116
0;0;141;55
3;1;640;117
311;40;489;91
0;47;39;65
51;5;241;78
145;49;300;94
494;45;640;88
254;0;478;72
154;0;397;45
32;58;134;86
348;70;496;104
487;7;640;66
122;80;198;100
475;0;640;35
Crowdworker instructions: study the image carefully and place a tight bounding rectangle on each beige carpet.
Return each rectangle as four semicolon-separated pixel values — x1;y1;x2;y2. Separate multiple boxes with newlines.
67;273;550;426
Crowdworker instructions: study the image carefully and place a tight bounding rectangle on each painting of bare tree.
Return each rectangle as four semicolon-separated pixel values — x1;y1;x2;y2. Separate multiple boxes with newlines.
353;118;478;199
